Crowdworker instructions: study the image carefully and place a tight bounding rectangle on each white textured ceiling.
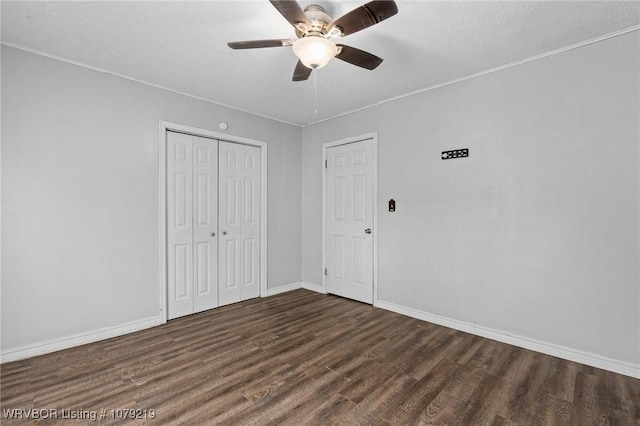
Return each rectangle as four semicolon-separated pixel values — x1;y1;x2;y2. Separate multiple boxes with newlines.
2;1;638;126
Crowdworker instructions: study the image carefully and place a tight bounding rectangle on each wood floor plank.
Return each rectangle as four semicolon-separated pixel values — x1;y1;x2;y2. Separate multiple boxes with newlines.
1;289;638;425
264;368;342;424
530;392;572;426
424;362;488;418
305;393;359;424
380;358;461;424
509;353;558;424
452;372;508;425
570;371;609;426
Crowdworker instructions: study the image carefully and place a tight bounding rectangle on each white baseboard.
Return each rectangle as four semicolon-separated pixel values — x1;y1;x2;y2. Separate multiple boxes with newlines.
0;316;163;364
265;282;302;296
265;282;326;296
2;283;326;363
301;281;326;293
9;291;632;379
374;299;640;379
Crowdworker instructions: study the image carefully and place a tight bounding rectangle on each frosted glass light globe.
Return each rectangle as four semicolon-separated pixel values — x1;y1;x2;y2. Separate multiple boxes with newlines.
293;36;338;69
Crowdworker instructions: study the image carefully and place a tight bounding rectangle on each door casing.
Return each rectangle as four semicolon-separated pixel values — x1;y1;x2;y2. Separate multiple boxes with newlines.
159;120;267;323
322;132;378;303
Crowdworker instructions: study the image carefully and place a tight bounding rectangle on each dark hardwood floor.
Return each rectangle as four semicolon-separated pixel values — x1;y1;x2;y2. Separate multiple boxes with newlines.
1;289;638;425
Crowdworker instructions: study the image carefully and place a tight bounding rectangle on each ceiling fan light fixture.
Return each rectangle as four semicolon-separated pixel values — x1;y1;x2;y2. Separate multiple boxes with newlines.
227;0;399;81
293;36;337;69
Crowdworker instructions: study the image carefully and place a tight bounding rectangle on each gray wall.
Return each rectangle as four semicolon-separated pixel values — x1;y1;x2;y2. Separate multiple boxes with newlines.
2;45;302;352
302;32;639;365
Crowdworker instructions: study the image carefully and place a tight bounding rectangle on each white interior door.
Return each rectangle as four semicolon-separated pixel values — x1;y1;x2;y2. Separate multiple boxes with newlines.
167;132;218;319
325;139;374;304
218;141;261;306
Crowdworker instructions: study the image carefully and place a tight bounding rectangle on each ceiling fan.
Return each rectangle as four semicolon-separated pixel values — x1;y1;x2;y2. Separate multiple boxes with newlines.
227;0;398;81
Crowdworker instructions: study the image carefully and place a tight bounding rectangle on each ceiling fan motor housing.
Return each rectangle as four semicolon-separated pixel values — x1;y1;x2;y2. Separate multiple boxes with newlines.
295;4;337;38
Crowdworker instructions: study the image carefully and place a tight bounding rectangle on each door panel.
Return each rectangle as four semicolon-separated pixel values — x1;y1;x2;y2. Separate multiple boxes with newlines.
224;239;237;289
195;242;210;294
219;141;261;306
174;244;191;299
167;132;194;319
240;147;260;302
167;132;218;319
244;238;255;285
325;139;374;304
192;136;218;313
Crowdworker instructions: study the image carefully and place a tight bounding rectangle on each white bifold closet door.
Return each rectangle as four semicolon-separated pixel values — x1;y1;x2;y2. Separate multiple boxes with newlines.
218;141;261;306
167;132;218;319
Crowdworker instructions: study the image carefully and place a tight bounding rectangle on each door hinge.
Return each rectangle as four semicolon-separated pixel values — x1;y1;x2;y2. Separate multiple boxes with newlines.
325;159;328;168
324;267;328;276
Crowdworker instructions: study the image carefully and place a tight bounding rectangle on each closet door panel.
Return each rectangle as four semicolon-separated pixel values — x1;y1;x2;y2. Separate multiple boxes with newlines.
219;144;243;306
219;142;260;306
241;148;260;300
193;137;219;313
167;132;194;319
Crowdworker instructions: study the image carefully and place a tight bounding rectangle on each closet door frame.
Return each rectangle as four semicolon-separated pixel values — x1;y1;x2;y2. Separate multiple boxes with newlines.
158;120;268;324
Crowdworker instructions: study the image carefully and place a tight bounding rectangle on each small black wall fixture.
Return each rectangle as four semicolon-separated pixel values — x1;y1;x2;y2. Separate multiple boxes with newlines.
441;149;469;160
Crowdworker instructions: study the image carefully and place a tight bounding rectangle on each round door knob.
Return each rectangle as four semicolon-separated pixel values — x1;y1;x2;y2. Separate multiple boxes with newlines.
222;231;227;235
211;232;216;237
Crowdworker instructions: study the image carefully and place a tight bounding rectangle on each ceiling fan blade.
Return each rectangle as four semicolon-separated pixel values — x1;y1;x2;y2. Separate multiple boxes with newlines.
293;60;312;81
227;39;294;49
327;0;398;37
335;44;383;70
269;1;310;30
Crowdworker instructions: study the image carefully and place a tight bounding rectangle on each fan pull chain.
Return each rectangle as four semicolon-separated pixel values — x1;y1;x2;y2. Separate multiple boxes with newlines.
313;70;319;115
